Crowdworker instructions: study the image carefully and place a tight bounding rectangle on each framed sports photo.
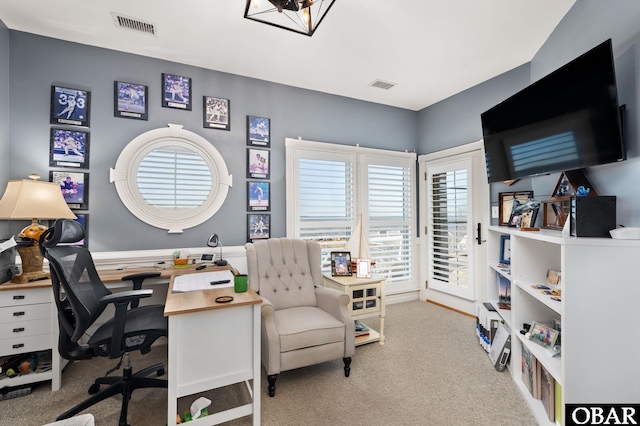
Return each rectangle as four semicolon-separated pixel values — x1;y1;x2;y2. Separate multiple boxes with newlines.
50;85;91;127
114;81;148;120
49;128;89;169
162;73;192;110
50;171;89;210
247;115;270;147
247;181;270;212
247;148;270;179
203;96;230;130
331;251;352;276
248;214;270;241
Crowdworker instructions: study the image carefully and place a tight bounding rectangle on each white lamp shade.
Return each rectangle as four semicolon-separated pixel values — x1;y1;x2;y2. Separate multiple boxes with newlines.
0;179;77;220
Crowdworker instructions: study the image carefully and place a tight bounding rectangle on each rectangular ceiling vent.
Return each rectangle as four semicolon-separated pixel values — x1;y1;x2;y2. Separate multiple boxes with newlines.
369;79;397;90
111;13;157;37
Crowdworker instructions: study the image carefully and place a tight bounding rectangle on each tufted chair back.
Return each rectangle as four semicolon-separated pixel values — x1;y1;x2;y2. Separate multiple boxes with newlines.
245;238;322;310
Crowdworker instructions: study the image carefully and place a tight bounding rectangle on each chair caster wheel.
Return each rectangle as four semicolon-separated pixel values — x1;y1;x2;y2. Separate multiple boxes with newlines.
157;368;165;377
88;383;100;394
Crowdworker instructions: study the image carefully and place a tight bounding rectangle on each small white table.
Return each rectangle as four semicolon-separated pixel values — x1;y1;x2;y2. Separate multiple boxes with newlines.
322;274;385;346
164;279;262;426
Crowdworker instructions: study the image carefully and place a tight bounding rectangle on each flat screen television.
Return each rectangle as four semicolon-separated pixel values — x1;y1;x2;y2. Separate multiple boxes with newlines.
481;39;625;183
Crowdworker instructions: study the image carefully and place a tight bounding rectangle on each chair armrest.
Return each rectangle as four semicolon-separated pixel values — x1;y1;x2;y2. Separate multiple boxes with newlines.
98;289;153;359
260;296;281;375
315;286;355;357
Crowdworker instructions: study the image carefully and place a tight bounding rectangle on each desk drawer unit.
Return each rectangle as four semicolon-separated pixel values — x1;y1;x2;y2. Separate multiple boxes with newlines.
0;288;51;307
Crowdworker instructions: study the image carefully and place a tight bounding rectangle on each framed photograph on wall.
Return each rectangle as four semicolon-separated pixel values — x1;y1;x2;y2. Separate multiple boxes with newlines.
49;128;89;169
50;85;91;127
203;96;230;130
248;213;270;241
50;171;89;210
330;251;352;276
247;148;270;179
499;191;533;226
247;181;270;212
114;81;148;120
247;115;270;147
161;73;192;110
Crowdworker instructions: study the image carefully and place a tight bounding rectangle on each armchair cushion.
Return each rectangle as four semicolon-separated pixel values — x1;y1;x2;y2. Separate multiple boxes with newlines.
276;306;346;352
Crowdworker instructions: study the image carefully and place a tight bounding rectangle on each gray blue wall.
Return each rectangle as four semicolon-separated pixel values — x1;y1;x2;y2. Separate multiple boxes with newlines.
0;21;8;238
418;0;640;227
3;31;417;250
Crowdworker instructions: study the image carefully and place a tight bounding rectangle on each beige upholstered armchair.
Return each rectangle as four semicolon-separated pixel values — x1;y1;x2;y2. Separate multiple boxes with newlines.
245;238;355;397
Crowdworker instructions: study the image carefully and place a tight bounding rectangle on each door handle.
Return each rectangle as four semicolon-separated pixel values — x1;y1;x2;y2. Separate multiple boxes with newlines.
476;223;486;245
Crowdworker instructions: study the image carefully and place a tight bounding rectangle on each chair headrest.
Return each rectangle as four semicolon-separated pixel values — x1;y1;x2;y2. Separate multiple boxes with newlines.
40;219;85;248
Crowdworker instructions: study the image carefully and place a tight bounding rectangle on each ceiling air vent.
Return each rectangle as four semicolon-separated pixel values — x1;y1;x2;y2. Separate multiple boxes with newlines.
369;79;397;90
111;13;157;36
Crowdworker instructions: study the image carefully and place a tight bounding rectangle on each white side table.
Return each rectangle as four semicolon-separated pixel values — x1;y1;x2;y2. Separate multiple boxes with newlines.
322;274;385;345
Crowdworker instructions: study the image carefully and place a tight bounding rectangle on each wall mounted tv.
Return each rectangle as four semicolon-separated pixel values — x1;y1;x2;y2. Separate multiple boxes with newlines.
481;39;625;183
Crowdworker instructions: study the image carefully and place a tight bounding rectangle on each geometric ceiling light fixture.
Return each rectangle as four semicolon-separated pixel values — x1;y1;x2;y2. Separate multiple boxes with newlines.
244;0;336;37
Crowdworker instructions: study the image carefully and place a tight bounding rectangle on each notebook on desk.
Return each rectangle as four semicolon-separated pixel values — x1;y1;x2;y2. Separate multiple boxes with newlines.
172;270;234;293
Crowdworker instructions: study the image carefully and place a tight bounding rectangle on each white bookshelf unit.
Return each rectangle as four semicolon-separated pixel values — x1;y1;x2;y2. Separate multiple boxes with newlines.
487;226;640;425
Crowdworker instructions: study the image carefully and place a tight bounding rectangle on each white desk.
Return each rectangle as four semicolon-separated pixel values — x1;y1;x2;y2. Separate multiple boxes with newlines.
164;277;262;426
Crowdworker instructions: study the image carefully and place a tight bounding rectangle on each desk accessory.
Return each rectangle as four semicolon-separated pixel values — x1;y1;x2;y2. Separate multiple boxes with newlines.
207;234;227;266
234;274;248;292
215;296;233;303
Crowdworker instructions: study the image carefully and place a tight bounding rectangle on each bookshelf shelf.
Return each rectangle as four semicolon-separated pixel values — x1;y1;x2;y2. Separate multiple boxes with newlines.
487;226;640;425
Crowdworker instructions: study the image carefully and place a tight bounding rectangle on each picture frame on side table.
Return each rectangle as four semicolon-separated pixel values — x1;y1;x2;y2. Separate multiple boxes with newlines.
247;181;270;211
248;214;270;241
330;251;352;276
356;259;371;278
162;73;192;110
499;191;533;226
50;85;91;127
247;148;270;179
50;171;89;210
50;128;89;169
203;96;230;130
247;116;270;147
114;81;148;120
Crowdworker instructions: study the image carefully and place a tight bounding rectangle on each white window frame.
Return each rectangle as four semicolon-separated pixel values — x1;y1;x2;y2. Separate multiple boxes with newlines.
286;138;417;293
110;123;232;233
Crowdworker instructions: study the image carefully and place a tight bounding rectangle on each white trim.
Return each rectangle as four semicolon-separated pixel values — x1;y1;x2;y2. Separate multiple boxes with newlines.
285;138;417;160
110;124;232;233
419;140;484;163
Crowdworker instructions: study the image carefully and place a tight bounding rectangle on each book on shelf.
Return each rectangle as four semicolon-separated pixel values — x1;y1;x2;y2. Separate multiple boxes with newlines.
521;341;538;399
354;320;370;337
538;362;555;422
475;303;501;352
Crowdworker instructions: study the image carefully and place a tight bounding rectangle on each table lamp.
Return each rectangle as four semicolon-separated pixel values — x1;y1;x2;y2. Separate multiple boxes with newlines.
0;174;77;283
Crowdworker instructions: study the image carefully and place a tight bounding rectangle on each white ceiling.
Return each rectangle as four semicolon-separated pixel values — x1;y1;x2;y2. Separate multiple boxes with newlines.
0;0;576;111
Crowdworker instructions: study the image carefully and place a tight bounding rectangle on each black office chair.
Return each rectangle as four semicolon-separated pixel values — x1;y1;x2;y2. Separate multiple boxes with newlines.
39;219;168;426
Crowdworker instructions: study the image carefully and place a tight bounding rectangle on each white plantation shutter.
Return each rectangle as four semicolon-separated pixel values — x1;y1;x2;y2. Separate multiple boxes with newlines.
368;163;412;284
287;140;416;290
138;148;212;208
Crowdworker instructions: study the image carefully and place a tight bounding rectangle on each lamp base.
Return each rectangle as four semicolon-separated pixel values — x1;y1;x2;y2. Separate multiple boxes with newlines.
11;245;50;284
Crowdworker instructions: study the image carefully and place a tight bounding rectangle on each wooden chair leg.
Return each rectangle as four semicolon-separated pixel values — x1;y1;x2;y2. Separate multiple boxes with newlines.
267;374;278;397
343;357;351;377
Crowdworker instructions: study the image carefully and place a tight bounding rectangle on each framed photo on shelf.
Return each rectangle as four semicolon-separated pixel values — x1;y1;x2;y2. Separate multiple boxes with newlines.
499;191;533;226
114;81;148;120
50;170;89;210
162;73;192;110
247;181;270;212
247;148;270;179
330;251;352;276
50;85;91;127
247;213;270;241
499;235;511;264
203;96;230;130
247;116;270;147
49;128;89;169
528;321;559;349
497;273;511;310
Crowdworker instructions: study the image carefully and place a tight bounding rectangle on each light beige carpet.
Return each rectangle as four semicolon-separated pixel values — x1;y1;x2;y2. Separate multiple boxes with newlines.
0;300;536;426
